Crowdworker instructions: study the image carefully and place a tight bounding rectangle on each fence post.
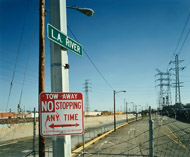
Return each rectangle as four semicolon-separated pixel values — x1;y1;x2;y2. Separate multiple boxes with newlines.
136;105;138;121
149;106;154;157
33;107;36;157
82;133;85;157
126;102;128;122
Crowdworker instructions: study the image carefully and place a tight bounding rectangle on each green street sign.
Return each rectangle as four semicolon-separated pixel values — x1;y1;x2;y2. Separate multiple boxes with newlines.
47;23;83;56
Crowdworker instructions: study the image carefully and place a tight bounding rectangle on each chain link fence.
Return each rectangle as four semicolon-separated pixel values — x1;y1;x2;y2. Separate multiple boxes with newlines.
1;110;190;157
72;109;190;157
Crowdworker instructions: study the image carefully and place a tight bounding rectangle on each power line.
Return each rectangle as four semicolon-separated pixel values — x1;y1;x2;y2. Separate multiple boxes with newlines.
174;10;190;55
6;0;30;112
18;14;37;113
168;8;190;67
183;61;190;69
177;26;190;55
67;25;114;91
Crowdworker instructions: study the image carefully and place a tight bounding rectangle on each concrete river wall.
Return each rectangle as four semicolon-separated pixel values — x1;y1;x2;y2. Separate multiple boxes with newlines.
0;114;135;142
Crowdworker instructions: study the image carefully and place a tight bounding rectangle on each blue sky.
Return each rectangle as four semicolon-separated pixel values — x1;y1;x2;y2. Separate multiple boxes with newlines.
1;0;190;112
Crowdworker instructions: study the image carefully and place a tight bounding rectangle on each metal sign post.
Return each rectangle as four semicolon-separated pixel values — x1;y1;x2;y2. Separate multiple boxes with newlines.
49;0;70;156
48;0;90;156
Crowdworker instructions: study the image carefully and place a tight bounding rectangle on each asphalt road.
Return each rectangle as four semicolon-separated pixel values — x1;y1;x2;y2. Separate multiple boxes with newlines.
76;115;190;157
0;119;129;157
153;115;190;157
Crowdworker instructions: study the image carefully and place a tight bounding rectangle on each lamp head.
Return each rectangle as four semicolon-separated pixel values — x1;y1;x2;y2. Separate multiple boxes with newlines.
67;6;94;17
76;8;94;17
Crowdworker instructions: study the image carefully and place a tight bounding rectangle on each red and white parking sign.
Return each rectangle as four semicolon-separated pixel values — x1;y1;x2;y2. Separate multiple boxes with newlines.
40;92;84;136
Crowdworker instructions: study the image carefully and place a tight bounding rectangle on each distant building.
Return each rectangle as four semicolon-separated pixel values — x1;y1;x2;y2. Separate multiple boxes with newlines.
31;112;39;118
116;112;123;115
84;111;102;116
0;112;32;119
0;112;15;119
111;112;123;115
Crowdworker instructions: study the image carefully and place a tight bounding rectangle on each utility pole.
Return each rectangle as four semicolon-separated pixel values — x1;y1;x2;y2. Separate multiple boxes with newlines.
39;0;45;156
84;80;91;115
169;54;185;104
48;1;94;156
49;0;70;156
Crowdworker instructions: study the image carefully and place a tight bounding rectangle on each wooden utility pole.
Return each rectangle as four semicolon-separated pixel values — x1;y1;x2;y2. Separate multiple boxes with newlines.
39;0;45;156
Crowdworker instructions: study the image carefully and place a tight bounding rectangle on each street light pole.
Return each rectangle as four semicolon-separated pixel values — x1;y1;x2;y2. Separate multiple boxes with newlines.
126;102;128;122
49;1;94;156
113;90;126;132
130;102;137;121
49;0;70;156
114;90;116;131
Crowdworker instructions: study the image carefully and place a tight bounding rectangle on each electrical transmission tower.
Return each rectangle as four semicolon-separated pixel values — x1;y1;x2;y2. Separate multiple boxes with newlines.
169;54;185;104
155;69;172;109
84;80;92;114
